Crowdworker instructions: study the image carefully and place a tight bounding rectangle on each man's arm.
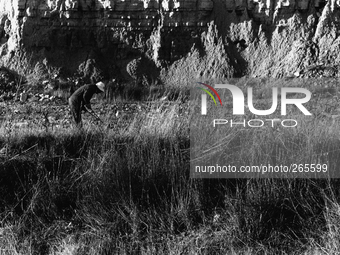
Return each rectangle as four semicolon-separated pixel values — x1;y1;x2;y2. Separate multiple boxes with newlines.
83;103;93;112
82;86;95;112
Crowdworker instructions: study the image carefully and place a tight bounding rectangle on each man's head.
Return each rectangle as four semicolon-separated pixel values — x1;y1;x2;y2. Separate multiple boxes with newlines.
96;81;105;93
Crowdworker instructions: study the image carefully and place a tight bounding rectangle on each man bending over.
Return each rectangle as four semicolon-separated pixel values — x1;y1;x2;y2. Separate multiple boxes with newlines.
69;81;105;128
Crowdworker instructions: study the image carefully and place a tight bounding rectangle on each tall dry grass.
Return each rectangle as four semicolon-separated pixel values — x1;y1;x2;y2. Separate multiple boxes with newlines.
1;78;340;254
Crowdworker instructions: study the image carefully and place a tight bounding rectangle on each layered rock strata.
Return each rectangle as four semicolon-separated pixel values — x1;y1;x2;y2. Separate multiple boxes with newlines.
0;0;339;79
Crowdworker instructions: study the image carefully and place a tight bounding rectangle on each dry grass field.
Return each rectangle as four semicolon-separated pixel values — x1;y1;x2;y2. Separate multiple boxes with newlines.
1;76;340;254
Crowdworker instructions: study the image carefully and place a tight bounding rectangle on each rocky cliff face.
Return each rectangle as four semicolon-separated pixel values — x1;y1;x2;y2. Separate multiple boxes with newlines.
0;0;339;81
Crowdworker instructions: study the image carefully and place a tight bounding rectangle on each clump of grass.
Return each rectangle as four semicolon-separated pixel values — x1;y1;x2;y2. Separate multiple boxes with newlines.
25;58;61;90
0;119;191;254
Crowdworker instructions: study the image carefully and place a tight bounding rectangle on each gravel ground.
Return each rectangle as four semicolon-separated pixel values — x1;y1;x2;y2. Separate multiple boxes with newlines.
0;95;184;134
0;98;152;131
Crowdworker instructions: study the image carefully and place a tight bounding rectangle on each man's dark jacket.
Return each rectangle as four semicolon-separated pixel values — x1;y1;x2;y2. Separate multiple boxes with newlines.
69;84;103;112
